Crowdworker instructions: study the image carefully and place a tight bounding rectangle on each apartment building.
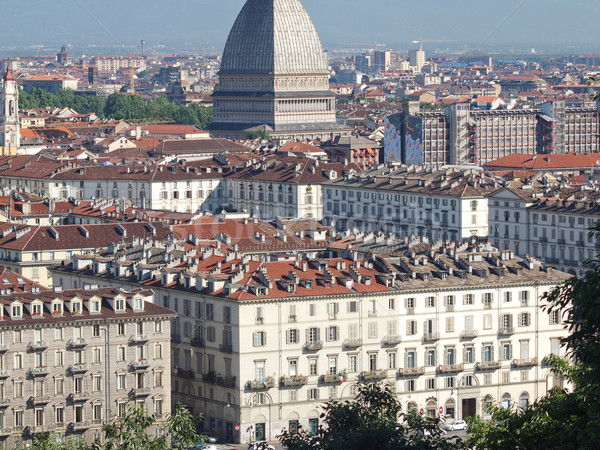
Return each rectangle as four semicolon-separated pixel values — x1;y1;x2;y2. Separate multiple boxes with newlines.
50;240;569;444
0;221;171;287
0;285;175;448
323;165;499;240
384;101;600;167
489;182;600;277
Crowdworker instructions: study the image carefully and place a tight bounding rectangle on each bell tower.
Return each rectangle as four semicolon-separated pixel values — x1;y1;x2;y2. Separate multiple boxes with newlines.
0;64;20;154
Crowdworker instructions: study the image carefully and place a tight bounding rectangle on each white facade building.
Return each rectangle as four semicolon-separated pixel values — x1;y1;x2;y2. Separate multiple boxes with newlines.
51;240;570;444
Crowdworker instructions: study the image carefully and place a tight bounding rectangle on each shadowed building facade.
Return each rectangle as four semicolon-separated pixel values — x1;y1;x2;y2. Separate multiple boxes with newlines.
209;0;350;141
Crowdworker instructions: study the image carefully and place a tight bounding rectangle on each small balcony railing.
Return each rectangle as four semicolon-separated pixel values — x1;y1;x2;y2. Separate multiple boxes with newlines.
27;341;48;351
130;359;150;370
281;375;308;387
129;334;149;344
67;338;87;348
133;387;151;397
460;330;478;339
361;369;387;381
322;373;345;384
423;332;440;342
248;378;275;390
437;363;464;374
498;327;514;336
397;366;426;377
382;335;402;345
476;360;501;370
512;357;539;368
31;395;51;405
70;363;89;373
71;392;90;402
342;339;363;348
30;366;49;376
304;341;323;351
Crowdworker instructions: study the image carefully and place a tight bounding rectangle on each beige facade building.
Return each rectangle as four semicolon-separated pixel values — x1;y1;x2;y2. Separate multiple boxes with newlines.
0;286;175;448
51;239;570;445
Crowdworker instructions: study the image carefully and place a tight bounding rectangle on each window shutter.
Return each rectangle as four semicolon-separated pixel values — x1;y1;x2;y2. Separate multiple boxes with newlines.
252;332;257;347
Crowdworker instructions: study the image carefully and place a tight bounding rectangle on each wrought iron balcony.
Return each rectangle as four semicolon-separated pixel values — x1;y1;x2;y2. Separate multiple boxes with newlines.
304;341;323;351
70;363;89;373
397;366;426;377
382;335;402;345
361;369;387;381
30;366;49;376
248;378;275;390
281;375;308;387
67;338;87;348
342;338;363;348
512;357;539;368
27;341;48;351
476;360;501;370
460;330;478;339
322;373;345;384
129;334;149;344
423;332;440;342
71;392;90;402
437;363;464;374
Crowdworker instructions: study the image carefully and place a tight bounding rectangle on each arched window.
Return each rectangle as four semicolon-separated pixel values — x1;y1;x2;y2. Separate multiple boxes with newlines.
483;395;494;416
407;402;418;415
501;393;512;409
519;392;529;409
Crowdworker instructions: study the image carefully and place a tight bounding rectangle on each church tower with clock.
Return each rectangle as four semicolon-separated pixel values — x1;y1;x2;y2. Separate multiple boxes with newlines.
0;65;20;153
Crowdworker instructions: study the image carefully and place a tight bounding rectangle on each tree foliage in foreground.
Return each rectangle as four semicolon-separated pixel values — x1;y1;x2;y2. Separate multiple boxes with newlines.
18;88;212;127
278;382;467;450
466;223;600;449
13;403;201;450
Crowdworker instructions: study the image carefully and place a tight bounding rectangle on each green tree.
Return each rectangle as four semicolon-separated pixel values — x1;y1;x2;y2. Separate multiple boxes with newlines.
279;382;467;450
246;130;271;140
168;403;203;450
467;222;600;450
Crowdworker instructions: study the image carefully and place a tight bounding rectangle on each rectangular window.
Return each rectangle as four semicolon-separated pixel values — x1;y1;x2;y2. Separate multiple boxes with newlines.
349;355;358;372
287;329;299;344
463;294;474;305
253;332;266;347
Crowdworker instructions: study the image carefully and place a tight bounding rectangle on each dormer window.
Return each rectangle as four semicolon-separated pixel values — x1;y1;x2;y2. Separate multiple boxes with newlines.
32;304;42;317
72;302;82;315
11;305;22;318
52;302;63;315
115;299;125;312
134;298;143;311
90;300;101;314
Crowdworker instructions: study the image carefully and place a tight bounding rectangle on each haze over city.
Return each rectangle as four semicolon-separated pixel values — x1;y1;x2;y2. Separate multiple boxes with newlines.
0;0;599;55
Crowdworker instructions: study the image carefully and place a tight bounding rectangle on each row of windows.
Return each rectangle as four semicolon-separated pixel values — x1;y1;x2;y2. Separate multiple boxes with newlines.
255;337;561;380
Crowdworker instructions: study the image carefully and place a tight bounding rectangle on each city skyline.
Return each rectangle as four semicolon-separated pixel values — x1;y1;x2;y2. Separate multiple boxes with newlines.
0;0;599;55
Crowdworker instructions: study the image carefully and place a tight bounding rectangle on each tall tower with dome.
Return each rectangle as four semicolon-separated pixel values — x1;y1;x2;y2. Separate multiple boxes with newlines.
209;0;350;141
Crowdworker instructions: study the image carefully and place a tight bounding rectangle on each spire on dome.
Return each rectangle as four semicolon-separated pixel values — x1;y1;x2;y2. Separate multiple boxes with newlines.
3;64;15;82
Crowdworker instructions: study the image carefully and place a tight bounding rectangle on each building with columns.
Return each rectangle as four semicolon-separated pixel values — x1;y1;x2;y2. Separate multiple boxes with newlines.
209;0;351;141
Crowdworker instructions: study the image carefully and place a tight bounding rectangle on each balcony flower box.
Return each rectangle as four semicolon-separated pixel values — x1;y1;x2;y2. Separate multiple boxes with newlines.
361;369;387;381
322;372;346;384
281;375;308;387
249;377;275;390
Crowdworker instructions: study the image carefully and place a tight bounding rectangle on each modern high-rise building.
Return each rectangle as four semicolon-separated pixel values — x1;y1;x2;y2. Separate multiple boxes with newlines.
409;48;426;73
209;0;350;141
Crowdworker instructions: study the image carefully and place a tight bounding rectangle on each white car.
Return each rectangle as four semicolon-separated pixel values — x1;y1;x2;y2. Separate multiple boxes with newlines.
247;443;275;450
444;420;468;431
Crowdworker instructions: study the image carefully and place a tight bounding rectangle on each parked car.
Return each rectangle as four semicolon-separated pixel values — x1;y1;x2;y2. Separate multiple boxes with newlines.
188;444;218;450
444;420;468;431
247;443;275;450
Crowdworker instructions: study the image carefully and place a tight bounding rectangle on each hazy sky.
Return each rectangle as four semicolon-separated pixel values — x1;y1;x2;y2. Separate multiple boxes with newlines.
0;0;599;53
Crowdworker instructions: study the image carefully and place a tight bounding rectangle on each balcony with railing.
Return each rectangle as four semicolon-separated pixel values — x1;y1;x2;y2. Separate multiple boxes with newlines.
129;359;150;370
71;392;90;402
176;368;195;380
248;378;275;390
0;343;9;352
216;376;237;388
281;375;308;387
132;387;151;397
361;369;387;381
219;344;233;354
0;427;10;436
322;373;345;384
190;338;204;348
437;363;464;374
71;421;91;431
129;334;149;344
423;332;440;342
0;370;10;378
459;330;478;339
0;398;10;406
69;363;89;373
27;341;47;351
67;338;87;348
381;335;402;345
498;326;514;336
31;395;51;405
342;338;363;348
30;366;49;376
512;357;539;368
304;340;323;351
397;366;426;377
476;360;501;370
